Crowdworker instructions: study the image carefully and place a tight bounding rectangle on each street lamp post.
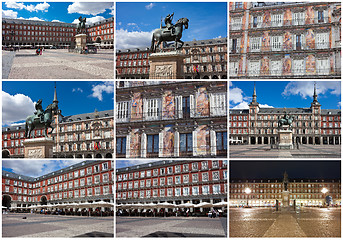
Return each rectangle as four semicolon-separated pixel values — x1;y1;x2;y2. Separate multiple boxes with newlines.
321;187;329;208
245;187;251;207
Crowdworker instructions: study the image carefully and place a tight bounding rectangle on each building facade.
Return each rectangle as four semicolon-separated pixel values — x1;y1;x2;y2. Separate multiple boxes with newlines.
2;17;114;49
2;160;114;208
116;81;227;158
116;38;228;79
229;83;341;145
2;87;114;159
229;2;341;78
116;160;227;212
230;177;341;207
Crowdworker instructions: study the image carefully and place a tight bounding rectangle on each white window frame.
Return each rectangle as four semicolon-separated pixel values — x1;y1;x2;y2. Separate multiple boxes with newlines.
293;59;304;75
271;36;282;51
270;60;282;76
316;32;329;49
144;98;161;121
250;37;261;52
231;17;242;31
293;12;305;26
248;60;260;76
271;13;283;27
316;58;329;75
210;92;227;116
116;101;130;122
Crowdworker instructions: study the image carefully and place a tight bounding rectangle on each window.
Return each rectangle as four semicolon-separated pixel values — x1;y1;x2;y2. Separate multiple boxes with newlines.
296;34;302;50
134;181;139;188
231;17;242;31
183;164;189;172
175;188;181;196
94;175;100;184
146;180;151;187
167;177;173;185
212;160;219;168
147;134;159;155
201;161;208;170
167;188;173;196
180;133;192;154
192;162;198;171
160;178;165;186
153;169;158;176
175;176;181;184
212;171;220;180
270;60;282;76
316;58;329;75
271;36;282;51
248;61;260;76
183;175;189;183
216;131;227;153
192;186;199;195
293;59;304;75
182;96;191;118
117;101;130;122
293;12;305;25
250;37;261;52
230;61;239;76
271;14;283;27
87;177;92;185
175;165;181;173
146;170;151;177
318;11;324;23
145;98;160;120
202;185;209;195
80;179;85;186
235;2;243;9
202;172;209;182
213;185;221;194
94;165;100;173
231;38;239;53
316;33;329;49
153;179;158;186
146;190;151;198
183;187;189;196
192;174;198;182
160;168;165;175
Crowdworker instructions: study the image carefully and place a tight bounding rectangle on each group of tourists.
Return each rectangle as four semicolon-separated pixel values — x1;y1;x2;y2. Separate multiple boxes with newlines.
36;47;44;55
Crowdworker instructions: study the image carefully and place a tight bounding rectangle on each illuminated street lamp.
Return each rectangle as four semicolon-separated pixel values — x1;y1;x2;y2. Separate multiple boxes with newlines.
321;188;330;207
245;187;251;207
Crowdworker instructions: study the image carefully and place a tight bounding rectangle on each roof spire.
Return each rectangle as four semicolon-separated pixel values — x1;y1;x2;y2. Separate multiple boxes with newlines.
313;81;318;102
252;82;257;103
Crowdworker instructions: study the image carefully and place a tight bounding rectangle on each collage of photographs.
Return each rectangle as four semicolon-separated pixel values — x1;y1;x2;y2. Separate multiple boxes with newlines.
0;0;341;239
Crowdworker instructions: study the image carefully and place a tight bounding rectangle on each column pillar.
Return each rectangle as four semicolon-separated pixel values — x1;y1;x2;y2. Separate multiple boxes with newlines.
200;199;203;212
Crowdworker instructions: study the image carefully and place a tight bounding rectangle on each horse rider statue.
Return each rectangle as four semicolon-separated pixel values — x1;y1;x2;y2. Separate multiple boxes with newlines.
278;113;293;129
77;16;87;34
34;99;45;123
164;13;174;32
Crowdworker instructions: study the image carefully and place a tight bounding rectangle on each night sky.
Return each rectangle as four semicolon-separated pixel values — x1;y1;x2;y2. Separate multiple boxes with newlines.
230;161;341;180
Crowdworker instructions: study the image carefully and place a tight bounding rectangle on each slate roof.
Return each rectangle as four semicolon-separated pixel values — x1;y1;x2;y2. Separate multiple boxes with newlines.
230;108;341;115
61;109;114;123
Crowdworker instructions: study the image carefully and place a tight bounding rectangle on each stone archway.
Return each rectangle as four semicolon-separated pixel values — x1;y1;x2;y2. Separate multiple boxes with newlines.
212;75;219;79
2;149;10;158
263;137;268;144
86;154;92;158
95;153;102;158
40;195;48;205
315;137;320;144
257;137;262;144
251;137;256;144
76;154;83;158
2;195;11;208
105;153;113;158
302;137;307;144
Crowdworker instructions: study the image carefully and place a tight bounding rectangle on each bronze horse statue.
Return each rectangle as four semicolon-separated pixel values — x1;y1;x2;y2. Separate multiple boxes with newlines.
151;17;189;53
278;115;293;128
25;102;58;138
77;16;87;34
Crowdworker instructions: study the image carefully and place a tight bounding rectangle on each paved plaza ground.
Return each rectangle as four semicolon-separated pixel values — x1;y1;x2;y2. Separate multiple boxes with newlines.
230;207;341;238
229;144;341;158
2;49;114;79
2;213;114;237
116;216;227;237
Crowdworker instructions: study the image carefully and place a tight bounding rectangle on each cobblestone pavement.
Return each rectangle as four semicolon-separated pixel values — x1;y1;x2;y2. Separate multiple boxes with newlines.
2;213;114;237
116;216;227;237
229;144;341;158
2;51;16;79
230;207;341;237
4;49;114;79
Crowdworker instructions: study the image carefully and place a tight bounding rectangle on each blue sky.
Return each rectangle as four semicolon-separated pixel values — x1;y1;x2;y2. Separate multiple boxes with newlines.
116;2;227;49
230;81;341;110
2;2;114;24
2;81;114;126
3;160;87;177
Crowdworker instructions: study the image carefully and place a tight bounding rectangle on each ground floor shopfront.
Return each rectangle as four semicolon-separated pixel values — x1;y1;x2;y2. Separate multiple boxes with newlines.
230;135;341;145
229;198;341;207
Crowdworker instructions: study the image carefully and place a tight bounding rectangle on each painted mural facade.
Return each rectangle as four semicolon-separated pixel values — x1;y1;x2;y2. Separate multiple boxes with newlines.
162;91;175;120
229;2;341;78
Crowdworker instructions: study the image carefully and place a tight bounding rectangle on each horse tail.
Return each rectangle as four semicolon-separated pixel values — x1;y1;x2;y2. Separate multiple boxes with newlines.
151;33;155;53
25;120;28;138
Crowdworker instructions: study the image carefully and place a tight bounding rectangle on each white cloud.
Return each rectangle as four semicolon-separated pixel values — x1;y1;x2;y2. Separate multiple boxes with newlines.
116;29;153;49
72;16;106;25
338;102;341;108
232;101;249;109
52;19;63;23
260;104;274;108
2;91;35;126
229;85;244;104
5;1;25;10
145;3;155;10
282;81;341;99
3;160;86;177
91;81;114;101
2;9;18;19
118;22;122;26
68;2;113;16
109;5;114;15
5;1;50;12
17;16;44;21
72;88;83;93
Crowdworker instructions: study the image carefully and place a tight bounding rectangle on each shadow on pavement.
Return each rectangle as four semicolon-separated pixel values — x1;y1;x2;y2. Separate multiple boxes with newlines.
143;231;225;237
73;231;114;238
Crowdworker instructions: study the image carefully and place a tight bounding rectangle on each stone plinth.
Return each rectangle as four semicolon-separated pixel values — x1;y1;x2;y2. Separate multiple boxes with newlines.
74;34;87;53
282;191;290;207
278;129;293;149
149;51;184;79
23;137;54;158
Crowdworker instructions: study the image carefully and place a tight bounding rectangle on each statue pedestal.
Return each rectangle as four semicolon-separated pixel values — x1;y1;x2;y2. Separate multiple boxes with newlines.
23;137;54;158
278;129;293;150
74;34;87;53
281;191;290;211
149;51;184;79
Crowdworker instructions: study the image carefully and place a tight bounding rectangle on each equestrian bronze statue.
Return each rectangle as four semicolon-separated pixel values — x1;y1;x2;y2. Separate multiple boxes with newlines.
278;113;293;129
151;13;189;52
25;99;58;138
77;16;87;34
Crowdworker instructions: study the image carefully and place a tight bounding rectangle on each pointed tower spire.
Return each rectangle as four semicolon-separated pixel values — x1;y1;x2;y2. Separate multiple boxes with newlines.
53;81;58;104
313;82;318;103
252;82;257;103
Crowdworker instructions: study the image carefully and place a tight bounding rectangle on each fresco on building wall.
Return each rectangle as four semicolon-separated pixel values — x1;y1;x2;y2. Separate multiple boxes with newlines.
240;34;245;53
262;11;271;28
284;32;292;50
305;6;314;24
283;57;292;75
162;90;175;119
328;8;332;23
238;56;244;76
162;126;174;157
195;87;209;117
242;12;246;30
306;55;316;74
131;92;142;121
261;31;270;51
329;28;332;48
305;29;315;49
283;9;292;25
196;125;209;156
129;129;140;157
261;58;269;75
